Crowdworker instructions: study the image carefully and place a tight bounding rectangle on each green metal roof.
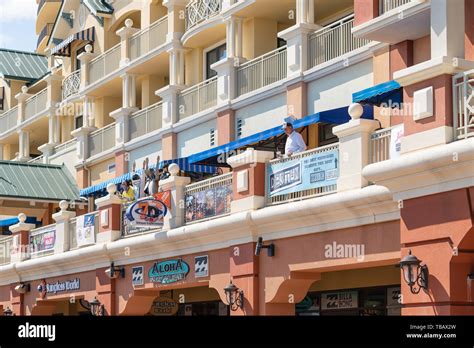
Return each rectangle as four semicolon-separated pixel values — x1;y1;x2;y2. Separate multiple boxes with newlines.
84;0;114;16
0;49;49;82
0;161;80;202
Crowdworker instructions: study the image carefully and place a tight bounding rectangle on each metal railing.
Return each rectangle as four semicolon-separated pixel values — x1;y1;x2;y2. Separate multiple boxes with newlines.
29;224;56;258
185;173;233;223
0;106;18;134
88;123;116;157
370;128;392;164
453;71;474;140
88;43;121;85
69;212;99;250
62;70;81;100
53;138;77;155
266;143;339;205
24;88;48;120
129;102;163;140
185;0;222;31
0;236;13;265
236;46;287;97
379;0;412;14
177;76;218;120
130;16;168;61
37;23;54;48
308;14;370;69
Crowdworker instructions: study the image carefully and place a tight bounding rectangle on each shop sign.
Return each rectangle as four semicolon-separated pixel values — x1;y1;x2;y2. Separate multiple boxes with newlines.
149;297;179;316
266;149;339;197
29;227;56;254
76;213;95;247
321;291;358;310
38;278;81;297
124;191;171;234
148;259;189;284
132;266;144;286
194;255;209;278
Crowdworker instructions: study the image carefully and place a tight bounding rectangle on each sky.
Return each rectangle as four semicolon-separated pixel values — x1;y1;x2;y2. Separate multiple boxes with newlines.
0;0;38;52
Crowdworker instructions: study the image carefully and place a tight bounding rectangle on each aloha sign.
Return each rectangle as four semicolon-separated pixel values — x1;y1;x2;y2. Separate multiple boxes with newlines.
148;259;189;284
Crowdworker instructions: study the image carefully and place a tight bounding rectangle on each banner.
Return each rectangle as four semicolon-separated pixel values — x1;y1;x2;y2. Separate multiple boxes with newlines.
389;124;404;159
267;149;339;197
185;184;232;223
76;213;96;247
29;228;56;254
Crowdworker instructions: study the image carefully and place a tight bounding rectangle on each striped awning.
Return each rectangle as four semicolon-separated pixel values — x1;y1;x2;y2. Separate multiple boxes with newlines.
51;27;95;56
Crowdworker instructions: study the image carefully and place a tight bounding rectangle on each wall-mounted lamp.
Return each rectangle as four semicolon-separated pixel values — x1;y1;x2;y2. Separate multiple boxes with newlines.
14;283;30;294
3;307;13;316
255;237;275;257
89;297;105;316
105;262;125;279
223;281;244;311
400;250;429;294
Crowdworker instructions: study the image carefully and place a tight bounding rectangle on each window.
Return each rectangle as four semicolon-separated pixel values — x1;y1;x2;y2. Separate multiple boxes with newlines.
205;44;226;79
108;164;116;174
74;115;83;130
318;123;338;146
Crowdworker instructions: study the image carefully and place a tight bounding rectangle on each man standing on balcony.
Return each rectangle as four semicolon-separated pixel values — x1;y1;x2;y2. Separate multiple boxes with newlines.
283;122;306;156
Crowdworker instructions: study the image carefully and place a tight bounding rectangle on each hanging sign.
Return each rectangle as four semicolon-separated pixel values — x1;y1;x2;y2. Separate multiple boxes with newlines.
149;297;179;316
148;259;189;284
75;213;95;247
124;191;171;234
321;291;358;310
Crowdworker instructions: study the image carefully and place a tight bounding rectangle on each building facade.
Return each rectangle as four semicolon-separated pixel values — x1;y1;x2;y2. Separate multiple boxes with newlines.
0;0;473;316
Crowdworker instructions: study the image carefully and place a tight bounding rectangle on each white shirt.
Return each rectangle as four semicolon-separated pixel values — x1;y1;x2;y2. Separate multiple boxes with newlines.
285;131;306;155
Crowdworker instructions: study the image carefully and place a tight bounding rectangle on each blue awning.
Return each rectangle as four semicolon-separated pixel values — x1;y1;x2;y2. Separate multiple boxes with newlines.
352;80;402;107
188;105;374;166
79;158;217;197
0;216;37;227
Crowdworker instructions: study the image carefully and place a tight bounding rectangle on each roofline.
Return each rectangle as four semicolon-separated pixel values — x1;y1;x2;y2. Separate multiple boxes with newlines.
0;195;83;204
0;160;64;168
0;48;46;58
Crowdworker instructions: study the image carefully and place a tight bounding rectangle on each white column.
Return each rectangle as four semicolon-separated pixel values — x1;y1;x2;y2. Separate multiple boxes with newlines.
430;0;465;59
122;74;131;109
178;50;185;86
169;49;177;85
130;75;137;108
17;129;30;161
226;17;236;58
78;45;94;89
236;17;243;58
52;200;76;254
82;96;91;128
116;19;139;67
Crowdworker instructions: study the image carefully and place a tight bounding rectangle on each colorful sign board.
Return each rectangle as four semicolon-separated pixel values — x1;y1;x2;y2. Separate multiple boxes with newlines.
185;184;232;223
148;259;190;284
29;228;56;254
75;213;95;247
149;297;179;316
194;255;209;278
266;149;339;198
132;266;144;286
124;191;171;234
321;291;358;310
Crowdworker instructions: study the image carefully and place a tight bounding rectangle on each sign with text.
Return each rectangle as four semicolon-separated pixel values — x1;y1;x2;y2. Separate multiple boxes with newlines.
321;291;358;310
148;259;190;284
149;297;179;316
29;227;56;254
124;191;171;235
267;149;339;197
76;213;95;247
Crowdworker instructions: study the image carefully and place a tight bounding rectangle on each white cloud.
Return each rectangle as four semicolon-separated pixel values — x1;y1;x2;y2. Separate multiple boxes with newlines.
0;0;37;23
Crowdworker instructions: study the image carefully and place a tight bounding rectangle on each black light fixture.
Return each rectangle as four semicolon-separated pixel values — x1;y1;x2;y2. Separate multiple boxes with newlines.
399;250;429;294
105;262;125;279
223;281;244;311
255;237;275;257
89;297;105;316
3;307;13;316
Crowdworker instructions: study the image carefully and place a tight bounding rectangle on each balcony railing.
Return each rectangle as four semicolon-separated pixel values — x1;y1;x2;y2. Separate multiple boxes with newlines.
69;212;99;250
266;143;339;205
185;0;222;31
379;0;412;14
129;102;163;140
177;76;218;120
236;46;288;97
308;14;370;69
185;173;233;223
0;236;13;265
130;16;168;62
28;154;45;163
88;123;116;157
0;106;18;134
370;128;392;164
29;224;56;258
37;23;54;48
24;88;48;120
89;43;121;85
53;138;77;155
62;70;81;100
453;71;474;140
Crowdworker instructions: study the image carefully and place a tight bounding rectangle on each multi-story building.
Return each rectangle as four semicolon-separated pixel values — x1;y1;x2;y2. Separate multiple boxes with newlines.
0;0;472;316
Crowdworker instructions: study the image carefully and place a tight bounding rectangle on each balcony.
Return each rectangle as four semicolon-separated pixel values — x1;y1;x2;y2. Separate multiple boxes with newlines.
370;128;392;164
236;46;287;97
185;0;222;31
24;88;48;121
37;23;53;51
453;70;474;140
265;143;339;206
0;236;12;265
88;43;121;85
184;173;233;223
88;123;116;158
379;0;413;14
68;212;99;250
177;76;218;120
37;0;61;15
62;70;81;100
129;16;168;62
0;106;18;135
29;224;56;259
308;14;370;70
129;102;163;140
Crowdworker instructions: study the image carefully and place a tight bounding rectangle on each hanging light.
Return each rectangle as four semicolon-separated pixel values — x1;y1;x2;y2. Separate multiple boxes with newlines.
223;281;244;311
3;307;13;316
89;297;105;316
399;250;429;294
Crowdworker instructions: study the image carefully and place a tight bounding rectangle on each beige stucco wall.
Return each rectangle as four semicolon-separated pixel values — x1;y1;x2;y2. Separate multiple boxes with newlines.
90;158;116;185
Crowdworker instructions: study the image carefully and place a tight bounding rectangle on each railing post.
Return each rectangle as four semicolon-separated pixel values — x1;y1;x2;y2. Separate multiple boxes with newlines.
116;18;140;67
333;103;380;191
15;86;32;125
52;200;76;253
78;44;94;89
159;164;191;230
9;213;35;263
95;183;124;243
227;148;274;213
163;0;187;42
212;58;236;106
